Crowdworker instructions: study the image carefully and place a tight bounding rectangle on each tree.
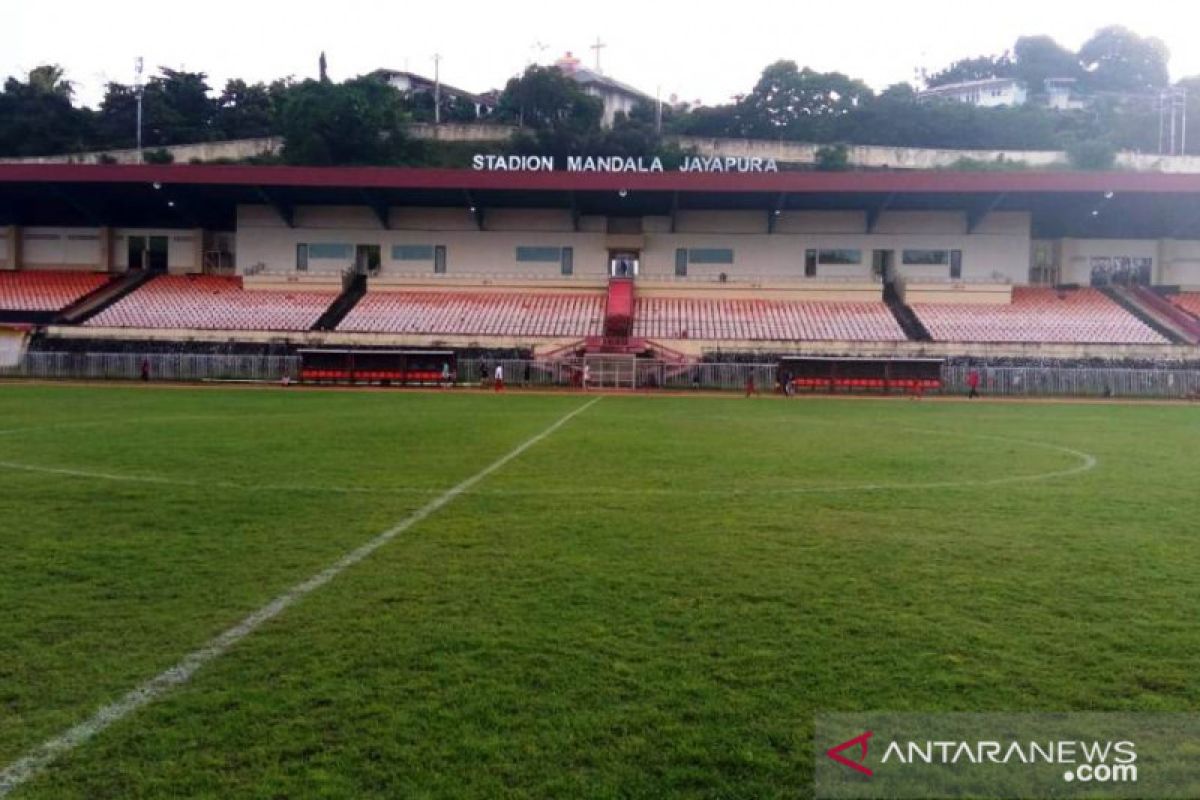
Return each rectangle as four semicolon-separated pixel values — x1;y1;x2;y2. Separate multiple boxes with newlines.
497;66;602;131
95;68;216;148
0;65;93;157
1012;36;1082;95
924;54;1014;88
497;66;604;160
214;79;277;139
814;144;850;171
1078;26;1169;93
279;76;414;165
1066;138;1117;170
737;61;873;140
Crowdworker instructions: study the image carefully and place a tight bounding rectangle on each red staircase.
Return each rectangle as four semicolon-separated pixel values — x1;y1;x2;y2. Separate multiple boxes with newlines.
1131;286;1200;345
590;277;642;353
604;278;634;337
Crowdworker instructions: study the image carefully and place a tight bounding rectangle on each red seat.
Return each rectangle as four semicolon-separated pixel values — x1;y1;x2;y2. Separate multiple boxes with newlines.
0;270;110;311
86;275;335;331
912;288;1166;344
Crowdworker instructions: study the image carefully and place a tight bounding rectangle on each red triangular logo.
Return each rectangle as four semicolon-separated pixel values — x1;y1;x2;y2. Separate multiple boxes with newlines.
826;730;874;776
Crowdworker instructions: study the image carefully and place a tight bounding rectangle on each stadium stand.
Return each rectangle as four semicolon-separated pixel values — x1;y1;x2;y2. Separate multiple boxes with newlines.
0;271;112;312
911;287;1167;344
85;275;336;331
1168;292;1200;321
630;297;907;341
337;291;606;337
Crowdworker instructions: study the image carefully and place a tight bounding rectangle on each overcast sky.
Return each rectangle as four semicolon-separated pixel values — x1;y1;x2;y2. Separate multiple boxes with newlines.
7;0;1200;108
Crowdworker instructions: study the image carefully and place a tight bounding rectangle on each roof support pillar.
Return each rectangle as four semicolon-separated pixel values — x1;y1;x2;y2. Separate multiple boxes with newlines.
767;192;788;234
966;193;1007;233
464;190;484;230
866;192;896;234
256;187;294;228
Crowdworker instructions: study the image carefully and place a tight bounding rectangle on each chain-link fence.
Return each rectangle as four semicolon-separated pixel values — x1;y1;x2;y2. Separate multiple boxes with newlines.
5;352;1200;399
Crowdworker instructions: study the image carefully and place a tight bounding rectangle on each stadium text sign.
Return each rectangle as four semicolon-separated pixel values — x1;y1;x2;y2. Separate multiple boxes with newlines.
471;154;779;173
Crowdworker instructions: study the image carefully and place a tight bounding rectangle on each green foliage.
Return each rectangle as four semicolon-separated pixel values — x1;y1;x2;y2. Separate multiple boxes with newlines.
924;53;1014;88
0;24;1190;163
1078;26;1170;93
738;61;873;139
0;65;93;157
279;76;414;165
142;147;174;164
1066;138;1118;170
214;79;279;140
814;143;850;171
1012;35;1082;96
944;155;1033;171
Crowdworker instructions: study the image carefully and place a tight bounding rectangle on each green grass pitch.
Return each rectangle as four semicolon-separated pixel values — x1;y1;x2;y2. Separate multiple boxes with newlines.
0;384;1198;798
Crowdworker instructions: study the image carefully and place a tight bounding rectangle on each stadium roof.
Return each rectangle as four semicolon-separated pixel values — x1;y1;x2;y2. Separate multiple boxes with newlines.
1;164;1199;238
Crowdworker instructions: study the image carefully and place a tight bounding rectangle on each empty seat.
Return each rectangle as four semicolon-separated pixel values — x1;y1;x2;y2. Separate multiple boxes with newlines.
338;291;606;337
630;297;907;342
0;270;111;312
85;275;336;331
1169;292;1200;320
912;287;1167;344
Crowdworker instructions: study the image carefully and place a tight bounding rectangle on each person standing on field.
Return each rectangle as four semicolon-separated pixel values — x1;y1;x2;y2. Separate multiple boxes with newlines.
967;369;981;399
494;363;504;392
582;363;590;391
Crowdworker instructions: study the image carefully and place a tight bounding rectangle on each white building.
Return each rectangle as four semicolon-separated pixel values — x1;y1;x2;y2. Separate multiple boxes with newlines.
373;69;496;118
553;53;654;128
1044;78;1089;111
918;78;1028;108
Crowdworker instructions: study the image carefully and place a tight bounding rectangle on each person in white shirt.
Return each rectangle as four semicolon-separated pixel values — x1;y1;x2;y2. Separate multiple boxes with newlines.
582;363;590;391
494;363;504;392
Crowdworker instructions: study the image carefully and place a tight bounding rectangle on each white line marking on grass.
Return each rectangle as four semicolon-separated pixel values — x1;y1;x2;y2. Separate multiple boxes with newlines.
0;396;602;798
0;422;1097;499
0;459;441;496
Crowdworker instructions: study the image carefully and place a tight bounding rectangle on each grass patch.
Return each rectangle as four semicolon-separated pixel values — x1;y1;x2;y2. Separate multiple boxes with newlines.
1;385;1198;798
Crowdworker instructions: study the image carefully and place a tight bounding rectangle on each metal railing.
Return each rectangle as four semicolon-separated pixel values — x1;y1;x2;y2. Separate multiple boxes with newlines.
1;352;299;382
942;365;1200;399
5;353;1200;399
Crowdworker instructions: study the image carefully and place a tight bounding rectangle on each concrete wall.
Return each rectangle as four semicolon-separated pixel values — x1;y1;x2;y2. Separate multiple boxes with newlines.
20;228;103;269
0;123;514;165
2;226;198;272
1059;238;1160;285
667;135;1200;174
8;127;1200;173
235;205;1033;284
1157;240;1200;288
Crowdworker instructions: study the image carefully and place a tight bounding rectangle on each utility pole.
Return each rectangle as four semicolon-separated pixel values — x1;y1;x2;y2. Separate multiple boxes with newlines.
656;85;663;134
433;53;441;125
134;56;144;162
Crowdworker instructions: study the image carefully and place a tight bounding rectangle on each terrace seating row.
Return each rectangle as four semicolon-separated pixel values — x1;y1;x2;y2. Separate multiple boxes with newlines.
337;292;606;337
85;275;336;331
0;270;112;312
631;297;907;341
912;288;1167;344
1169;292;1200;321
